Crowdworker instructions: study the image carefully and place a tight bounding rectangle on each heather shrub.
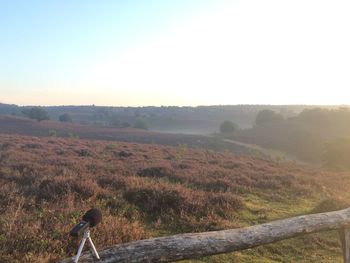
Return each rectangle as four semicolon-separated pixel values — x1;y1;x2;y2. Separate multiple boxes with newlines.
207;192;243;216
0;142;11;150
0;182;20;210
196;178;232;192
23;143;41;149
117;151;133;158
137;166;174;179
76;148;91;157
37;178;71;201
312;198;350;213
123;186;182;215
95;215;149;244
182;191;242;218
70;179;99;199
97;175;127;191
48;130;57;137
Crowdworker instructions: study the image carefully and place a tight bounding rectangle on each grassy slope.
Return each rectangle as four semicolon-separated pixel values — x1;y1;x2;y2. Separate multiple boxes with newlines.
0;134;349;262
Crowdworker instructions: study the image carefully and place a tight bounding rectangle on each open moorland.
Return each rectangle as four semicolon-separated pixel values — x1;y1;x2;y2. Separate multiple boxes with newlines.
1;134;350;262
0;103;312;133
0;115;262;158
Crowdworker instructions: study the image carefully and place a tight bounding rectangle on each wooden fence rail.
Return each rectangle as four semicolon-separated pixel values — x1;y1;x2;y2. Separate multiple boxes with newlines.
60;207;350;263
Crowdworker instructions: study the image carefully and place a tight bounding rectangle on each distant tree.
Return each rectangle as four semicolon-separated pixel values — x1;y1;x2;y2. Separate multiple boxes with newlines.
59;113;72;122
133;119;149;130
256;110;284;125
220;121;238;134
323;137;350;171
22;107;49;122
121;122;131;128
48;130;57;137
298;107;350;126
134;110;141;117
110;117;120;127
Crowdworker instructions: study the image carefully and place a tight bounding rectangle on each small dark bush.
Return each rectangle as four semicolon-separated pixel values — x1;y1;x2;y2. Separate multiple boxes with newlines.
77;149;91;157
201;179;231;192
37;178;71;201
133;119;149;130
59;113;73;122
97;175;127;190
208;193;243;217
220;120;238;134
22;107;49;121
23;143;41;149
71;179;98;199
185;192;243;218
123;187;182;215
56;149;64;155
117;151;133;158
137;166;173;179
0;142;11;150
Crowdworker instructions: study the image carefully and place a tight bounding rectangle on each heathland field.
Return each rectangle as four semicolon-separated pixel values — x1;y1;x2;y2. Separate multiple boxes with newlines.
0;134;349;262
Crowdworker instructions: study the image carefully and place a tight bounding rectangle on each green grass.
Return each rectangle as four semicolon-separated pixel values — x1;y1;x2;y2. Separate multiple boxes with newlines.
179;193;343;263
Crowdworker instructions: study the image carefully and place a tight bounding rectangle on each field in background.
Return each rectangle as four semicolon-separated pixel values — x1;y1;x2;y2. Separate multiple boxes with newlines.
0;115;267;159
1;134;350;262
0;103;317;134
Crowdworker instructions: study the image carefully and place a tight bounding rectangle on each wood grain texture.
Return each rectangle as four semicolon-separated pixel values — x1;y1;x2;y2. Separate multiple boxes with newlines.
340;228;350;263
60;208;350;263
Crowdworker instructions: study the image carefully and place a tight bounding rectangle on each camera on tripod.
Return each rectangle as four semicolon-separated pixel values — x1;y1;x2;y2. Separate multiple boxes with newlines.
70;208;102;262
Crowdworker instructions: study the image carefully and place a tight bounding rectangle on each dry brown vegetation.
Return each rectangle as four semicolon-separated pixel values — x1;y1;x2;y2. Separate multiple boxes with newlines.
1;134;350;262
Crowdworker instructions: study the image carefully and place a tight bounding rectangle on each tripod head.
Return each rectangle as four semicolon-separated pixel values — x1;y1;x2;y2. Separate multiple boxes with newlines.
70;208;102;237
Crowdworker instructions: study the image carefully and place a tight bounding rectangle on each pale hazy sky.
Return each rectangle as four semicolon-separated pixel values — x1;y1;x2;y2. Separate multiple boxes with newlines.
1;0;349;106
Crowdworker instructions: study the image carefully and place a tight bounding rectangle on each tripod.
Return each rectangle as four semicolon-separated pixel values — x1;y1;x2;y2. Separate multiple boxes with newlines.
73;230;100;262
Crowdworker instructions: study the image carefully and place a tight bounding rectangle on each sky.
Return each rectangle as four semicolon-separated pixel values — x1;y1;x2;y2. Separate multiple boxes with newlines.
1;0;350;106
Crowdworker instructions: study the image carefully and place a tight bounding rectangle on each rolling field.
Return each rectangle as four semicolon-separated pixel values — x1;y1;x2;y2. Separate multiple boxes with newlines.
1;134;350;262
0;115;254;157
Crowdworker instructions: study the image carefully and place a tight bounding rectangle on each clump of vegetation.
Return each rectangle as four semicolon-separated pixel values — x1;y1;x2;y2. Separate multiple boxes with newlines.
121;122;131;127
312;198;350;213
117;151;133;158
48;129;57;137
22;107;50;122
76;148;91;157
255;109;284;125
68;132;79;139
123;185;182;216
59;113;73;122
323;137;350;171
37;178;72;201
137;166;173;179
133;119;149;130
220;120;238;134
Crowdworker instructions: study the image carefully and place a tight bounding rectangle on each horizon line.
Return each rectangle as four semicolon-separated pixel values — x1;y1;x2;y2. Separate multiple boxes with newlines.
1;101;350;108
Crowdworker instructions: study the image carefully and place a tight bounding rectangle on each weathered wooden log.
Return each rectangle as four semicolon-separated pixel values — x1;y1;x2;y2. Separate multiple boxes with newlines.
60;207;350;263
340;228;350;263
